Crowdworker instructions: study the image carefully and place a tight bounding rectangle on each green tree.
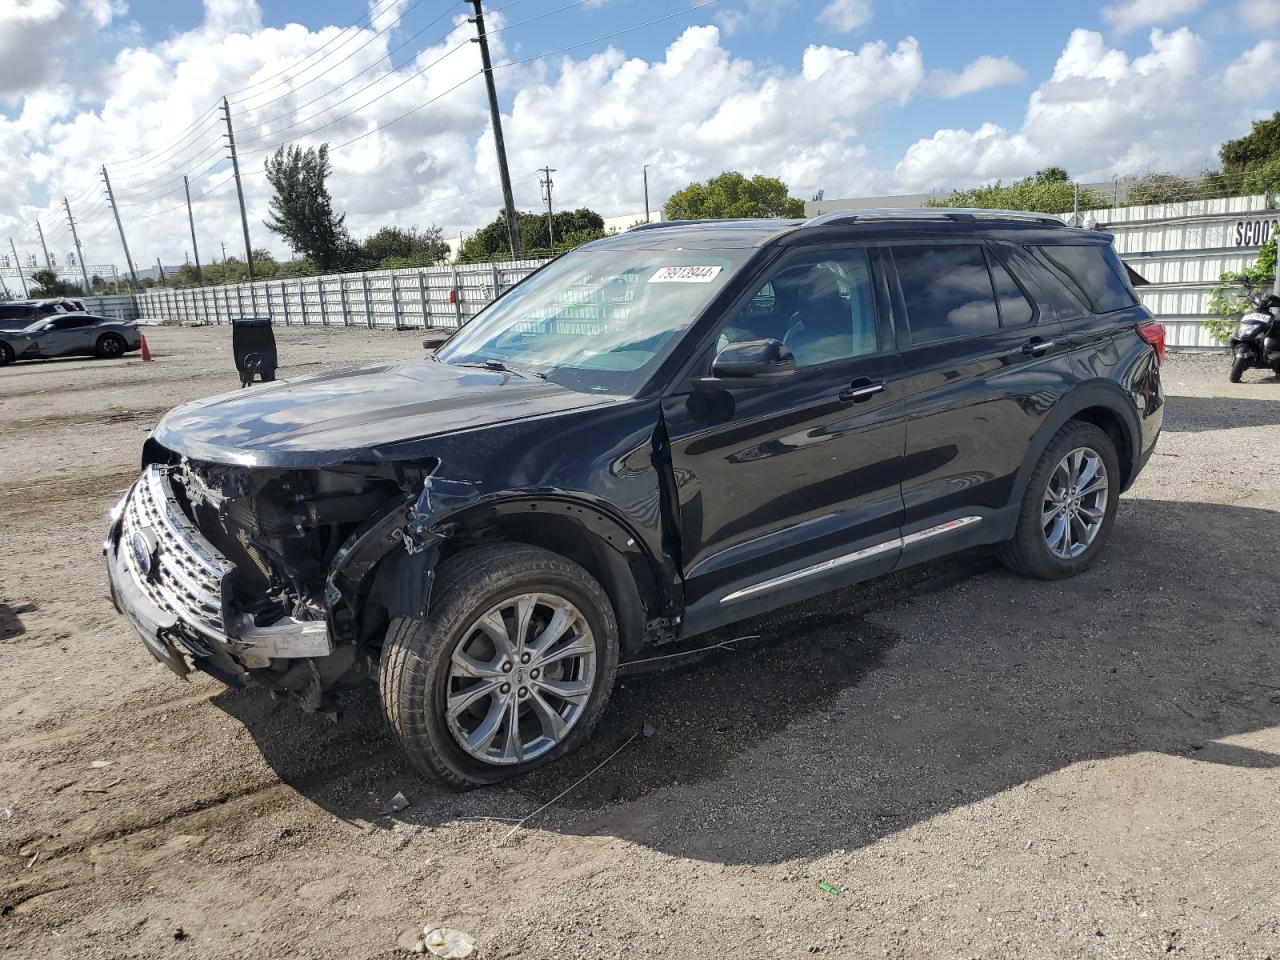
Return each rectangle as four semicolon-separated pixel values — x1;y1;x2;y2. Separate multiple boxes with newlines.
1126;173;1200;206
1219;112;1280;173
28;268;78;297
263;144;351;270
1033;166;1070;184
926;174;1108;215
664;172;805;220
357;225;450;268
458;208;606;262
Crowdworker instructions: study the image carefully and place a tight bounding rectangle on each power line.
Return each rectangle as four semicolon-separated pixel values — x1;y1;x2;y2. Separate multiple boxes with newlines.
225;0;413;99
234;0;599;154
235;38;472;150
113;137;229;202
234;0;441;112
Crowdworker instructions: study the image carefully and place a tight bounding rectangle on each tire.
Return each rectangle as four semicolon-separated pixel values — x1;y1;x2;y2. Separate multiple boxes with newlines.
1229;355;1248;383
95;333;126;359
379;543;620;789
1272;363;1280;380
998;421;1120;581
0;342;12;366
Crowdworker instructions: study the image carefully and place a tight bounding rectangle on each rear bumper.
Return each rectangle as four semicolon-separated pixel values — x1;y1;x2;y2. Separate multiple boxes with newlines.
104;467;334;685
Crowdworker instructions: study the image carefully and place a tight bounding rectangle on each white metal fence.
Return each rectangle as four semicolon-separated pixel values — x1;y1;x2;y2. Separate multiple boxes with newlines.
82;294;141;321
133;260;551;330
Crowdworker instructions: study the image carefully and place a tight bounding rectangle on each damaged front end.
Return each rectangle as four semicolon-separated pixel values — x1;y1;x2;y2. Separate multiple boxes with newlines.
105;452;433;710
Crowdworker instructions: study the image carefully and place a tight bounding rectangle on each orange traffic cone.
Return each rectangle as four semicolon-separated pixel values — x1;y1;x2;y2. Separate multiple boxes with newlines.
140;334;153;362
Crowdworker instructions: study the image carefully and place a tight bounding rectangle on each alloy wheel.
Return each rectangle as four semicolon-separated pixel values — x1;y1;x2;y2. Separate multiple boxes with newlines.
1042;446;1108;560
445;592;596;765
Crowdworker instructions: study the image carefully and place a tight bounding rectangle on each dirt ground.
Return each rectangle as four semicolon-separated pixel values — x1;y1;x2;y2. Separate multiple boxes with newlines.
2;325;1279;960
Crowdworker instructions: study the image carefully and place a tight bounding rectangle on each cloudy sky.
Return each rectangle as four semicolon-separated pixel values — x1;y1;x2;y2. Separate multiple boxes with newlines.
0;0;1276;272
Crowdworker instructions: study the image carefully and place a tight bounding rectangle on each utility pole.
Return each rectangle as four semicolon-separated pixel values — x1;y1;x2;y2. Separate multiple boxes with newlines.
63;196;92;293
8;238;28;296
643;164;651;223
222;96;254;280
539;166;556;249
220;241;228;266
35;220;51;268
183;174;203;281
467;0;522;259
101;165;139;290
156;257;167;288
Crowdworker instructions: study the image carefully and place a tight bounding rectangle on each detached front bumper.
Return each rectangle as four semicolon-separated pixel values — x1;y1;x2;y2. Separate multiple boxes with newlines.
105;466;334;686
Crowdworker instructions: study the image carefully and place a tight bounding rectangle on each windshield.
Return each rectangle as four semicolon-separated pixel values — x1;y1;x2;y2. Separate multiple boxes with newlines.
436;247;751;394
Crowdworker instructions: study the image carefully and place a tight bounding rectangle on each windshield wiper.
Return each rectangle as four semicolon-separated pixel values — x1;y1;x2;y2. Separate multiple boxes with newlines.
451;358;546;379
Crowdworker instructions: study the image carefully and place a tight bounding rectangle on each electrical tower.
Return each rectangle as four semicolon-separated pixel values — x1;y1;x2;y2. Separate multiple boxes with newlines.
540;166;557;249
468;0;522;259
102;165;140;289
222;96;254;280
63;197;92;293
184;175;203;281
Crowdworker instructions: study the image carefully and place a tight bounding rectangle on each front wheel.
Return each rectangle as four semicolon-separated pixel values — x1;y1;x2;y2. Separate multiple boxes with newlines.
379;543;619;789
1230;354;1248;383
998;421;1120;580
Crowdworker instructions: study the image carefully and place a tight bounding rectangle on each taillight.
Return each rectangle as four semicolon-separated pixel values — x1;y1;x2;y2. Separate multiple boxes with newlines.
1137;321;1165;364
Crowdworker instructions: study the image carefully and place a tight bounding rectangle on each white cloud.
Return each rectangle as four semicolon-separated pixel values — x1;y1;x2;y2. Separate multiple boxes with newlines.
929;55;1027;99
0;5;1265;276
817;0;873;33
717;0;797;36
1100;0;1203;33
1223;39;1280;98
1237;0;1280;27
498;26;922;219
0;1;66;94
893;27;1215;190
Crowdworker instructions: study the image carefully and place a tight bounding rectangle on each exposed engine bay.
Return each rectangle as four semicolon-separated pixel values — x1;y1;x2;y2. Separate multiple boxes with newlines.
106;447;434;711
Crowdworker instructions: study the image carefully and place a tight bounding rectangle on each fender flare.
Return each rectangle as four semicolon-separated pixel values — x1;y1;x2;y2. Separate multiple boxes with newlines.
1008;380;1142;508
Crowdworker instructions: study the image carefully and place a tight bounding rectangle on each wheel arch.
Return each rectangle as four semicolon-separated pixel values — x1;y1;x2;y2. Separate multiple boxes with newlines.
433;496;671;658
1010;381;1142;510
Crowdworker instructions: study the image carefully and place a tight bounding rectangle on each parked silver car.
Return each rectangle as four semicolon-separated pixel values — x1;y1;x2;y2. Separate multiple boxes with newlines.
0;313;142;365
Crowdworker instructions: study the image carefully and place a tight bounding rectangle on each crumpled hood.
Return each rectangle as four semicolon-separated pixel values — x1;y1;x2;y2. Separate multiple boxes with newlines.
151;358;619;467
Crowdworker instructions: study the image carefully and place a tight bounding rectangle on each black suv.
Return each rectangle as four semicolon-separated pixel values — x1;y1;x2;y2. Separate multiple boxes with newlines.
105;211;1164;787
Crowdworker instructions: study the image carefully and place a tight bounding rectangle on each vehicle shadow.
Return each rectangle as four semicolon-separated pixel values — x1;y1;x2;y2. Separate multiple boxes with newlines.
213;498;1280;866
1163;392;1280;432
0;602;36;642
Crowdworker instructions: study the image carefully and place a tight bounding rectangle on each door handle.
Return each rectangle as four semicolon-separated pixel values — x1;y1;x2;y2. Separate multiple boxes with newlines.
840;378;886;403
1022;337;1056;357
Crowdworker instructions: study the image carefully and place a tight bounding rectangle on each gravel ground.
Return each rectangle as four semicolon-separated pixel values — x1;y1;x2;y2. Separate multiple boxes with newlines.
2;326;1279;959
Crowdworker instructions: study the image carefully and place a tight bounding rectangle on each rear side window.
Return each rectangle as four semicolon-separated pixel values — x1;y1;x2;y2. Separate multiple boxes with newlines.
988;256;1034;328
892;244;999;344
0;305;32;321
1035;244;1136;314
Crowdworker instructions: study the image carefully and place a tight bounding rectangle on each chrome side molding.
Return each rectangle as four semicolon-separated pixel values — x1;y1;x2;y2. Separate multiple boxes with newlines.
720;516;982;605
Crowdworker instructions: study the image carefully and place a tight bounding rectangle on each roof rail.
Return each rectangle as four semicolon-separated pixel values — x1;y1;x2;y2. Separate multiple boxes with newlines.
626;218;788;232
802;208;1067;229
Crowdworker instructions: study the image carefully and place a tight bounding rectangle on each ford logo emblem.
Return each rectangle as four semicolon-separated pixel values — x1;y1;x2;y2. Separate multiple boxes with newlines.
130;530;154;577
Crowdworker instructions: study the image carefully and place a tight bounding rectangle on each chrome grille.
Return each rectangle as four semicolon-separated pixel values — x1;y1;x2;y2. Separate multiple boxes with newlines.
118;465;234;641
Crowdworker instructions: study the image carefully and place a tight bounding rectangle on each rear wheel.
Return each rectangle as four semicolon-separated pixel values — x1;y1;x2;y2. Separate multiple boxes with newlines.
379;543;619;789
95;333;126;358
998;421;1120;580
0;342;12;366
1272;362;1280;380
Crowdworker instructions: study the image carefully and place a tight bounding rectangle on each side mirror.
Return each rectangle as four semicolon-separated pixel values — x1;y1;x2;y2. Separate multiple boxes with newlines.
696;338;796;390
